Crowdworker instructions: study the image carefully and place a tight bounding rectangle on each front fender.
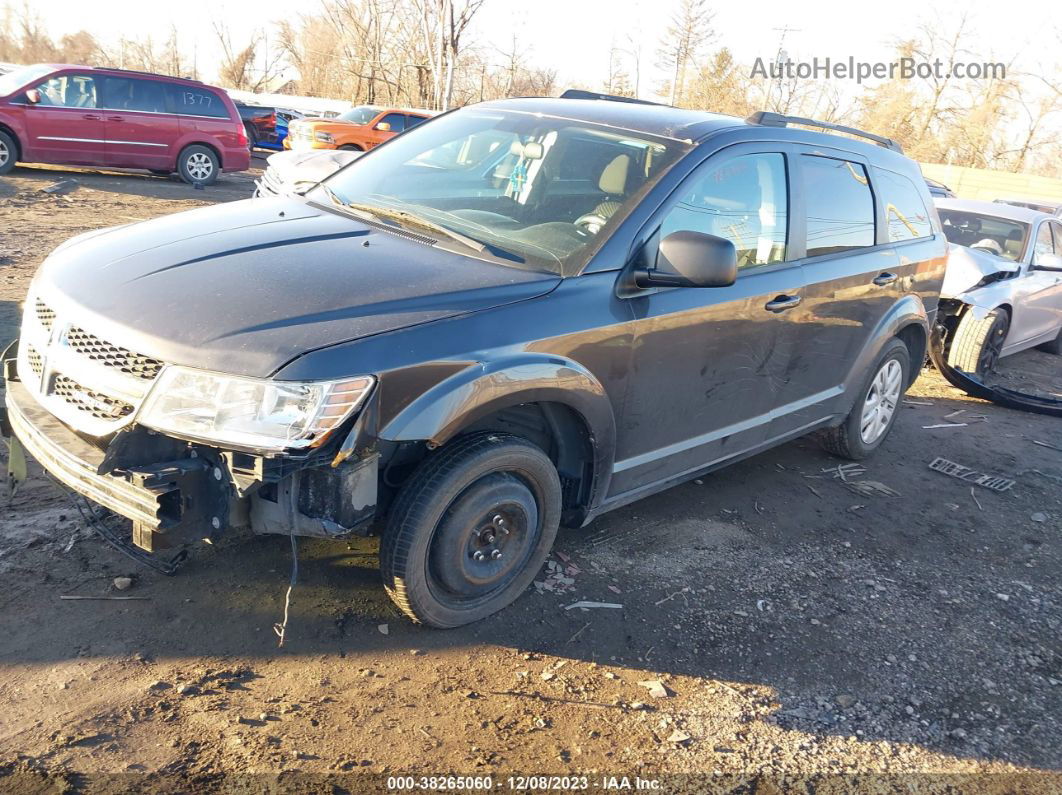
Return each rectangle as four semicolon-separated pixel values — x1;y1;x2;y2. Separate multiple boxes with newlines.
378;354;617;505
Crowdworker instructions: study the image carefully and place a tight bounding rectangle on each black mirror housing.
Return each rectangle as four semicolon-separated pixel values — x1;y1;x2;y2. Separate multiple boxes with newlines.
635;230;738;288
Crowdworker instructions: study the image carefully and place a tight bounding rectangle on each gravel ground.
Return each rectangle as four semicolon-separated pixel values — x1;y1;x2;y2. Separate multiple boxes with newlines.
0;163;1060;793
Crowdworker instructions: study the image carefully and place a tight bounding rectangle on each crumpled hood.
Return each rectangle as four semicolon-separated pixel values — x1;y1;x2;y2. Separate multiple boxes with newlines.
264;149;362;190
940;242;1020;298
36;197;559;377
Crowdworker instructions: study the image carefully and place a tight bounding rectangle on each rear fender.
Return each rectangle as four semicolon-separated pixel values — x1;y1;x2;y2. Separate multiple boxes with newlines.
378;354;616;507
841;295;929;411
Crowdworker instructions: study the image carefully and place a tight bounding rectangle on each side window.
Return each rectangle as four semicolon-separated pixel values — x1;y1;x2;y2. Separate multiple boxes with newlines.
1052;222;1062;254
379;113;406;132
34;74;97;108
405;114;427;129
167;85;229;118
660;152;788;268
1033;223;1055;262
874;168;933;242
103;77;167;113
803;155;875;257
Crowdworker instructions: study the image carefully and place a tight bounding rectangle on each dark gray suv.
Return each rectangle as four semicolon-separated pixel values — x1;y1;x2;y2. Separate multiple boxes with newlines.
2;92;947;627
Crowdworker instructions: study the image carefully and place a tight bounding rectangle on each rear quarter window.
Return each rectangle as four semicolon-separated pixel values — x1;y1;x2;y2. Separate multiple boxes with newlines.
874;168;933;242
802;155;875;257
167;85;230;119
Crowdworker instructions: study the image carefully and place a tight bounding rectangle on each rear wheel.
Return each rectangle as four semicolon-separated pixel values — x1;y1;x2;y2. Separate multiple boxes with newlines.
244;123;257;151
380;432;561;628
339;144;363;151
947;308;1009;377
819;338;910;460
0;130;17;175
177;145;219;186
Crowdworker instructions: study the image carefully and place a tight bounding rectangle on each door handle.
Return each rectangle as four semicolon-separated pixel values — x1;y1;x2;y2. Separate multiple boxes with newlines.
765;294;802;312
106;115;124;122
82;113;101;120
872;272;899;286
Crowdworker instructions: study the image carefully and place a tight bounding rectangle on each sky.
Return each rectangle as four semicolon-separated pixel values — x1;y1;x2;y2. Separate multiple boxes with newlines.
22;0;1062;101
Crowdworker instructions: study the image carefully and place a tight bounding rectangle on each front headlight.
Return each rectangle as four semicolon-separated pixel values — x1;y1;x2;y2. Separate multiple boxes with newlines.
315;131;334;143
138;367;374;452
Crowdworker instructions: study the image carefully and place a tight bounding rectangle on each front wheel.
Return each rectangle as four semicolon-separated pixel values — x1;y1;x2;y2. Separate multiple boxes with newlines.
381;432;562;628
338;144;363;151
0;130;17;175
177;144;219;186
947;308;1009;376
819;338;910;460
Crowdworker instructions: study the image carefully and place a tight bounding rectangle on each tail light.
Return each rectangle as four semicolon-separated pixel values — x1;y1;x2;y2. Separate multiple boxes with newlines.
236;125;248;146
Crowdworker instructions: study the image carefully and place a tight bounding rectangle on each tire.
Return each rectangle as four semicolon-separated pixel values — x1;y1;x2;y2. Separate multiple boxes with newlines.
1036;326;1062;355
819;338;910;460
947;308;1009;376
0;130;17;175
381;432;562;628
339;144;363;151
177;144;219;186
244;124;257;152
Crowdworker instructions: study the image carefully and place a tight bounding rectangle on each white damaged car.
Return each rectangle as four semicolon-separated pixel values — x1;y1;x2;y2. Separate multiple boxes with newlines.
254;148;363;197
935;198;1062;377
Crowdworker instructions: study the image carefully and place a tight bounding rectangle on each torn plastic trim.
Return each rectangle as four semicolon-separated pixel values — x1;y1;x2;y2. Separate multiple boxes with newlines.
940;243;1020;300
929;320;1062;417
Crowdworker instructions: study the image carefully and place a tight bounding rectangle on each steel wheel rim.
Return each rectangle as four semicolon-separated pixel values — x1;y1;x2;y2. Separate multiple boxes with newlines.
978;316;1008;375
860;358;903;444
0;140;8;167
187;152;213;181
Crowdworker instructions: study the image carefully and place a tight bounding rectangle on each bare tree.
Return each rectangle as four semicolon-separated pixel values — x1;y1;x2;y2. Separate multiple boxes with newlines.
657;0;714;105
214;21;286;91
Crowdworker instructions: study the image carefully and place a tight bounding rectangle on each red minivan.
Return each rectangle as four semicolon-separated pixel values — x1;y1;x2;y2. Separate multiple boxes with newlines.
0;64;250;185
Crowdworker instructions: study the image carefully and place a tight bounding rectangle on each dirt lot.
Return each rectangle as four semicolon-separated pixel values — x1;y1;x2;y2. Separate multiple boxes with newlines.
0;163;1060;792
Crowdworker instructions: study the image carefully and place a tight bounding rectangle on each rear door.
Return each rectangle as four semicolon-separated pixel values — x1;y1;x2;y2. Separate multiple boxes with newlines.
20;72;105;165
100;76;178;169
769;149;908;437
612;146;800;495
168;83;237;151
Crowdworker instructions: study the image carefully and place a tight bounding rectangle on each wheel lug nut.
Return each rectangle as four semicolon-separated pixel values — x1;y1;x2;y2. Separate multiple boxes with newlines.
491;550;502;560
473;551;485;561
493;515;505;527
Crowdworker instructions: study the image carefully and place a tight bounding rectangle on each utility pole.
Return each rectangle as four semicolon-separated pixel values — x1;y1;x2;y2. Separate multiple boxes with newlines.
765;25;801;111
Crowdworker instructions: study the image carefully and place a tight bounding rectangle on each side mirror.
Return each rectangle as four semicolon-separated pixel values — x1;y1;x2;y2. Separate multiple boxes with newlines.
375;121;391;132
634;230;738;288
1033;252;1062;272
25;88;40;104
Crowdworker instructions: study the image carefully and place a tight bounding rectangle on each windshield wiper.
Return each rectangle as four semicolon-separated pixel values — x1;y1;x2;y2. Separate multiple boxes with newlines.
339;201;487;253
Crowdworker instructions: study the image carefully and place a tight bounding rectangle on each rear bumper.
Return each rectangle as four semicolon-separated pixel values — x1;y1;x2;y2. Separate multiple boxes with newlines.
221;146;251;172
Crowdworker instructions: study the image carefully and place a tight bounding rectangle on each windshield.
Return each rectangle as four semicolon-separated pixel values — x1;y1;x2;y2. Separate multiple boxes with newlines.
337;106;380;125
0;64;53;97
319;108;690;274
939;210;1029;261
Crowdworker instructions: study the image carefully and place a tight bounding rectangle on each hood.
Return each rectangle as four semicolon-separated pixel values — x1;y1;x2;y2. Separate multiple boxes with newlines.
940;242;1020;298
37;198;559;378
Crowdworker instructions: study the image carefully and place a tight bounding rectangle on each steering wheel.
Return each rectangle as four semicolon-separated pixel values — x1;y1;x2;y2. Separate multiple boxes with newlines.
574;213;609;234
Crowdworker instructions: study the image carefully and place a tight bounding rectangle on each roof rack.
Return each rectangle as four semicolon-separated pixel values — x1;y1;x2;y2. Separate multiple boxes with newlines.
560;89;663;107
746;111;903;153
99;66;203;83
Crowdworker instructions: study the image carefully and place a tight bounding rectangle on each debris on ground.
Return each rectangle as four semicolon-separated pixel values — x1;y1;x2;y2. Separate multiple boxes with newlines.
922;423;968;429
41;179;80;196
667;729;692;745
113;577;133;591
845;480;900;498
1031;513;1048;523
928;457;1015;492
638;680;670;698
564;601;622;610
377;624;389;635
535;556;581;594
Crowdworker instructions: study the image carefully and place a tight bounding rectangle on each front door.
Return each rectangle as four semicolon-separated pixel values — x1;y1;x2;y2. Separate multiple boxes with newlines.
611;147;801;496
22;72;106;165
1008;221;1062;347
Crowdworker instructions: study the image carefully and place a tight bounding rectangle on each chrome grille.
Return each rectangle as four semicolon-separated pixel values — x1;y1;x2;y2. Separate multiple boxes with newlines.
26;345;43;376
35;299;55;331
19;291;165;436
66;326;163;381
53;375;135;420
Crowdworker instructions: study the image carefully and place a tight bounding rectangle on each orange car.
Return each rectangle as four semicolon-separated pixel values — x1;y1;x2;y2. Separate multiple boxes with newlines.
285;105;435;152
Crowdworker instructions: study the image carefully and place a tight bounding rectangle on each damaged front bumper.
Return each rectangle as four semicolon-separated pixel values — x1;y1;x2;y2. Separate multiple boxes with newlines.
2;348;380;556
